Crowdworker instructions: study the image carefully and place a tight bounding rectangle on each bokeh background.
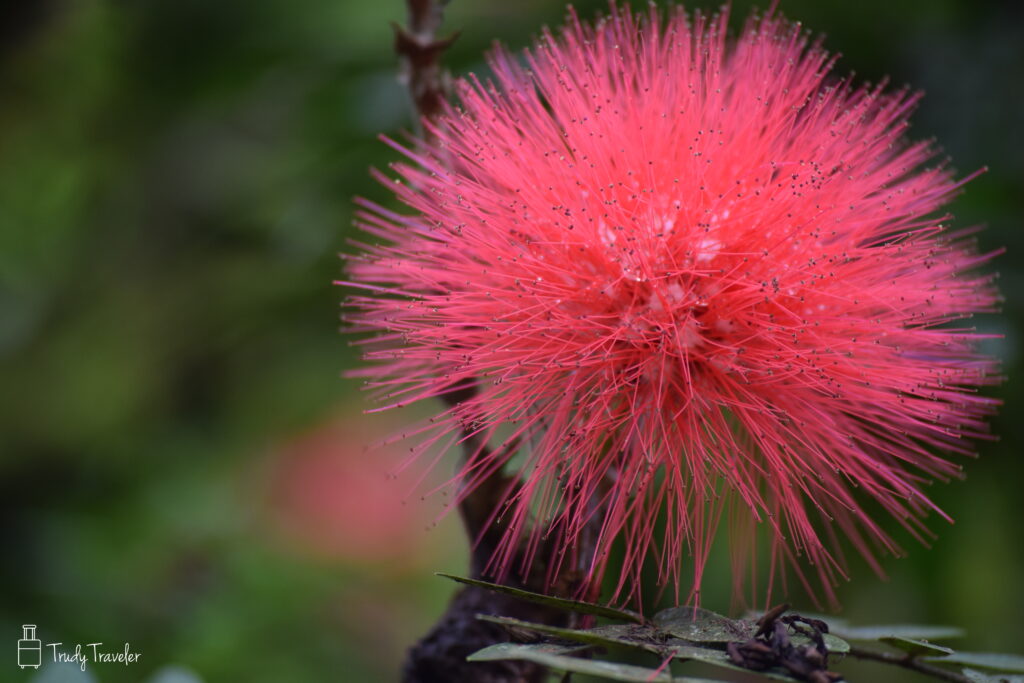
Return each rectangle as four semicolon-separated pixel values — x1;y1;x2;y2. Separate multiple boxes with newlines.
0;1;1020;681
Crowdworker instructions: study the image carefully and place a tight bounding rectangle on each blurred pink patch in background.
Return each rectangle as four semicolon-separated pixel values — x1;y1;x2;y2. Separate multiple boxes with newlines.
266;409;458;568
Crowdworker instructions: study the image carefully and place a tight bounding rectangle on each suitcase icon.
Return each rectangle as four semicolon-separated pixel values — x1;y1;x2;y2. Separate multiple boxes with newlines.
18;625;42;670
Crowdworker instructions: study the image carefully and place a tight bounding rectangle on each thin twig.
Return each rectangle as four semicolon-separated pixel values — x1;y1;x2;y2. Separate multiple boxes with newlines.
391;0;549;590
392;0;459;137
392;0;499;560
846;645;973;683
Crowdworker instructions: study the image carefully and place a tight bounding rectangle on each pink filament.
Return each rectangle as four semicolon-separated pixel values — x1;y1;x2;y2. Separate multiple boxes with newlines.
345;4;1000;608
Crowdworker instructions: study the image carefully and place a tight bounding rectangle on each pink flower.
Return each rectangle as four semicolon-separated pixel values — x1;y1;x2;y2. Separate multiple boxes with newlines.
344;5;1000;606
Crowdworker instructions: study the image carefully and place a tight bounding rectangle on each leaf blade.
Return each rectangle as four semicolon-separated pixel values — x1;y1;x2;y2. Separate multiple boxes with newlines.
437;573;645;624
466;642;719;682
878;636;954;657
833;624;966;641
652;606;755;643
477;615;658;653
923;652;1024;674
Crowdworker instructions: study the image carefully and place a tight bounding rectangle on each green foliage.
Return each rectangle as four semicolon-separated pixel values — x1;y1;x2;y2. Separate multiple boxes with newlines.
469;643;708;682
454;575;1024;683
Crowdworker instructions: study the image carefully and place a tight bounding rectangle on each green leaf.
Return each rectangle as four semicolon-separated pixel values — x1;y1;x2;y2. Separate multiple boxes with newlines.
833;624;965;641
653;606;755;643
960;667;1024;682
466;642;718;682
476;615;803;681
467;641;589;660
471;606;855;683
923;652;1024;674
878;636;954;657
477;614;844;682
477;615;658;653
668;644;733;663
437;573;645;624
961;669;992;683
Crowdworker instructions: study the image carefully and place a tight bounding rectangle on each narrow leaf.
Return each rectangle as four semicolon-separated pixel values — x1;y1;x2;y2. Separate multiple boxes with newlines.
669;644;731;663
437;573;645;623
924;652;1024;674
652;606;755;643
468;642;588;660
477;615;658;653
833;624;965;641
477;614;818;681
878;636;954;657
466;642;718;682
960;667;1023;682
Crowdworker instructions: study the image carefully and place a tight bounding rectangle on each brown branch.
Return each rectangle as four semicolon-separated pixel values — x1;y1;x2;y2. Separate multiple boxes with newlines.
392;0;459;137
846;645;974;683
390;5;602;679
391;7;569;681
402;381;572;683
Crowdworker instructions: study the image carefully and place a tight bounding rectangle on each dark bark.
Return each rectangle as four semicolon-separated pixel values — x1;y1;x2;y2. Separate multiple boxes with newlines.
391;0;459;138
402;577;571;683
403;383;573;682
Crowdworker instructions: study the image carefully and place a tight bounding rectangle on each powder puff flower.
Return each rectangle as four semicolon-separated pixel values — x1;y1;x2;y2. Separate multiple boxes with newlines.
344;4;1000;606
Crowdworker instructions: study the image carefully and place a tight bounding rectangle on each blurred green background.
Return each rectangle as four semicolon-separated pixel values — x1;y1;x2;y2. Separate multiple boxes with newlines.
0;1;1020;681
